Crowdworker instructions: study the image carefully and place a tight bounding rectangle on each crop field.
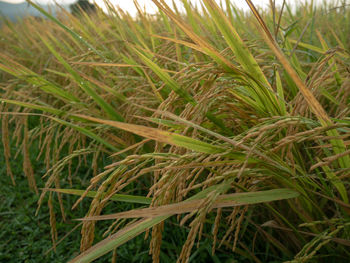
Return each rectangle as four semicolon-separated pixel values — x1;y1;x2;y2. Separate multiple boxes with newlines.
0;0;349;262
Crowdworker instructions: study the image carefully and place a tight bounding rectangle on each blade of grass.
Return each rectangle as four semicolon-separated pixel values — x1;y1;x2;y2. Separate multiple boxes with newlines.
27;0;108;60
38;35;124;122
152;0;243;75
73;114;225;154
80;189;300;220
0;54;80;103
0;99;64;116
69;188;298;262
69;216;168;263
132;46;196;104
44;188;151;205
245;0;350;176
51;116;122;153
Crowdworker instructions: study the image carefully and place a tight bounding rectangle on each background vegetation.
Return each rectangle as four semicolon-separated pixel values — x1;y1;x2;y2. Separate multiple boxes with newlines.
0;0;349;262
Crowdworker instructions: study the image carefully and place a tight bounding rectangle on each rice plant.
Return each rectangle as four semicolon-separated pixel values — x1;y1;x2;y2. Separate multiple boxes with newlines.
0;0;349;262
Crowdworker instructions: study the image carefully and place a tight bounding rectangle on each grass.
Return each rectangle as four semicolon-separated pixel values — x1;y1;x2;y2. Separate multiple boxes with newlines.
0;0;349;262
0;132;176;263
0;134;82;262
0;123;239;263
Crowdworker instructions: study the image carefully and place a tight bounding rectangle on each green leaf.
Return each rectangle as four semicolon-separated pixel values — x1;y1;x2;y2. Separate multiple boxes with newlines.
51;117;122;153
132;46;196;105
0;99;64;115
276;71;287;115
69;216;168;263
28;0;108;60
45;188;151;205
70;188;299;262
74;114;225;154
38;35;124;122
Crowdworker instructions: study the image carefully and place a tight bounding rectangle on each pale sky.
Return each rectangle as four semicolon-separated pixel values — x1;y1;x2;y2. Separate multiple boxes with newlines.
1;0;335;15
1;0;294;14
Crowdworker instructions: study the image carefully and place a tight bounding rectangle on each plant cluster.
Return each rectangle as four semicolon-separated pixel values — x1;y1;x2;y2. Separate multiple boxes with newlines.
0;0;349;262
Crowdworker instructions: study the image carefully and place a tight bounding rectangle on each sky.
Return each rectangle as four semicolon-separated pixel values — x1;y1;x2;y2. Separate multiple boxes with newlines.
1;0;294;14
1;0;334;15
